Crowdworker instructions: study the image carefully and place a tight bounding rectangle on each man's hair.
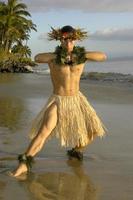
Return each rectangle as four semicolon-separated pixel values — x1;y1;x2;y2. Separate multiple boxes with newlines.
60;25;75;34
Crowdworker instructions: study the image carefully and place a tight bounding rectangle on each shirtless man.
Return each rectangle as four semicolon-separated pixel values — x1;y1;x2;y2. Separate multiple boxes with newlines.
10;25;107;177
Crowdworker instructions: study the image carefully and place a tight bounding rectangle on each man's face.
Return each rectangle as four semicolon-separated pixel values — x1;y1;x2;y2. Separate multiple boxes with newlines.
61;38;76;52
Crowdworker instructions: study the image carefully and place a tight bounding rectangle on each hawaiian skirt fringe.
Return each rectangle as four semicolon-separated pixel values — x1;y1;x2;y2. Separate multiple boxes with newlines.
28;91;106;147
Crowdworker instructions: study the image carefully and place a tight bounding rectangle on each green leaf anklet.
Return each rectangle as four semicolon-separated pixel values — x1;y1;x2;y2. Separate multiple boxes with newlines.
18;154;34;171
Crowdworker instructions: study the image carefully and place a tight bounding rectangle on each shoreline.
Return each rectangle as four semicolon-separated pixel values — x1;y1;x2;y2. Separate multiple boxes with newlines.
81;71;133;85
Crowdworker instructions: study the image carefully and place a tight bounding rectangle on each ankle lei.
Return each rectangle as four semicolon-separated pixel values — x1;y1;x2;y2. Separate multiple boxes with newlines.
54;46;87;66
18;153;34;171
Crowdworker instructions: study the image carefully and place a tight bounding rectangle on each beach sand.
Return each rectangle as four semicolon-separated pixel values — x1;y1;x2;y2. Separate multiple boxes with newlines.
0;73;133;200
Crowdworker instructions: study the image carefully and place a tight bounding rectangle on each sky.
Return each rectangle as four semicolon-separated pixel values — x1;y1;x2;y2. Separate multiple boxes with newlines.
20;0;133;58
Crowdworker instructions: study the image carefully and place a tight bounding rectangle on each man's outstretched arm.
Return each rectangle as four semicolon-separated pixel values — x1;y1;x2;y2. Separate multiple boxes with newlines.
34;52;56;63
85;51;107;62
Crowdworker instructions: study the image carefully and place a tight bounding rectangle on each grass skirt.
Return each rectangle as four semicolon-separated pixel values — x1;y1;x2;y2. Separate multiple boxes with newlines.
29;91;106;147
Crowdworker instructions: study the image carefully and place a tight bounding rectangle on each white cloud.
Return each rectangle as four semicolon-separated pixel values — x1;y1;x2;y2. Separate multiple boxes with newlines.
38;33;48;40
23;0;133;12
90;28;133;41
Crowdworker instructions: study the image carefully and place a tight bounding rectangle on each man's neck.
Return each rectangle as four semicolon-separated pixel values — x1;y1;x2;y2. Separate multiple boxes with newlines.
60;45;73;54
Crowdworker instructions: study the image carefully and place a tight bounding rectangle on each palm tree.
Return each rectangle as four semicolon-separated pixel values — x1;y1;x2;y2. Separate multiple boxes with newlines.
12;44;31;58
0;2;6;49
0;0;36;53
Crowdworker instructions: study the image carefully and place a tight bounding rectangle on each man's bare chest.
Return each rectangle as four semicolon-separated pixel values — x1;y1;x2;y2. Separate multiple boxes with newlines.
49;61;85;74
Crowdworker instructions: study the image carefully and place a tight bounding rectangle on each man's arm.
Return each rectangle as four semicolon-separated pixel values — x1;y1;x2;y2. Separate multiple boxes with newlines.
34;52;56;63
85;51;107;62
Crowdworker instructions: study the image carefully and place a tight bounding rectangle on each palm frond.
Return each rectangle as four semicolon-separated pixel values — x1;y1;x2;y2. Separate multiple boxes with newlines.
15;10;31;17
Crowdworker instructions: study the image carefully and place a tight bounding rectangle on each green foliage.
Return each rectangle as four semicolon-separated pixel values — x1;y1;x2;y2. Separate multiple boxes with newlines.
0;0;36;55
12;44;31;57
55;45;87;65
0;50;36;72
18;57;36;66
0;0;37;72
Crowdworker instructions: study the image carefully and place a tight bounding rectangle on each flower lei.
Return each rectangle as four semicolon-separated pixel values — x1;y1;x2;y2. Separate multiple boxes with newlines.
54;46;87;66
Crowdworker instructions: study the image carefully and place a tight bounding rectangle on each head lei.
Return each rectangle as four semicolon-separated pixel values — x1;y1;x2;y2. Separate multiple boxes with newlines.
48;25;88;41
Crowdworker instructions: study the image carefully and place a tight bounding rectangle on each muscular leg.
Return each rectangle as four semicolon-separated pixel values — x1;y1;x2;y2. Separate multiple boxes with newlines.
10;102;58;177
26;102;58;156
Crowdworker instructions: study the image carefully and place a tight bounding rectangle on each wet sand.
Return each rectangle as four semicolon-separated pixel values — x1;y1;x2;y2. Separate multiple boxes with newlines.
0;73;133;200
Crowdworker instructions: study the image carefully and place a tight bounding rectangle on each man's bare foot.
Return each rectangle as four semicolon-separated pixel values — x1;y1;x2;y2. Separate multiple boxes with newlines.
8;163;28;177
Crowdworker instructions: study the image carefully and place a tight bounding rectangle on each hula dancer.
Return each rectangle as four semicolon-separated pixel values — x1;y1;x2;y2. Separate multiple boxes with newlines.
10;25;107;177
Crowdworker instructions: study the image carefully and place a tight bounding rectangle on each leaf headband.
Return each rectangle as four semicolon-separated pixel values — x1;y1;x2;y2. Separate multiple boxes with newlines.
48;26;88;41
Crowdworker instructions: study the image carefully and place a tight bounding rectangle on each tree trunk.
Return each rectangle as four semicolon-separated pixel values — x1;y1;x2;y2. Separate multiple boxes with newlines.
4;39;10;53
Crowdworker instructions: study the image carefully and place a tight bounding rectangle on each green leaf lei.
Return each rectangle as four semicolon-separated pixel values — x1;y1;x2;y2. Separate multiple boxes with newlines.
54;46;87;66
18;154;34;171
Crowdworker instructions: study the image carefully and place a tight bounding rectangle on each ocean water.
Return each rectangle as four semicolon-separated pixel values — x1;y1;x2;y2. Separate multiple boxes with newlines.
85;59;133;75
34;59;133;75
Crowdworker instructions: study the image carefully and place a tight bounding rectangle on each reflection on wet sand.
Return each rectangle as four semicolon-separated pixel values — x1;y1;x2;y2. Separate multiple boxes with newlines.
0;96;24;132
0;180;6;199
21;160;98;200
0;74;20;84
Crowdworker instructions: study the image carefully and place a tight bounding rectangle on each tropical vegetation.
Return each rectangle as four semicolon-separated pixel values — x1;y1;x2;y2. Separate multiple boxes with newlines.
0;0;37;72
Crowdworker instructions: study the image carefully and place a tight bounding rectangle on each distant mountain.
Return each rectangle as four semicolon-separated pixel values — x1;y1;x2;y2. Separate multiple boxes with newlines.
107;56;133;62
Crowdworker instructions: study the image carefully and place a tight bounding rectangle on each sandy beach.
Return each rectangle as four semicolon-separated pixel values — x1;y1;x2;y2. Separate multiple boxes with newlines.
0;73;133;200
